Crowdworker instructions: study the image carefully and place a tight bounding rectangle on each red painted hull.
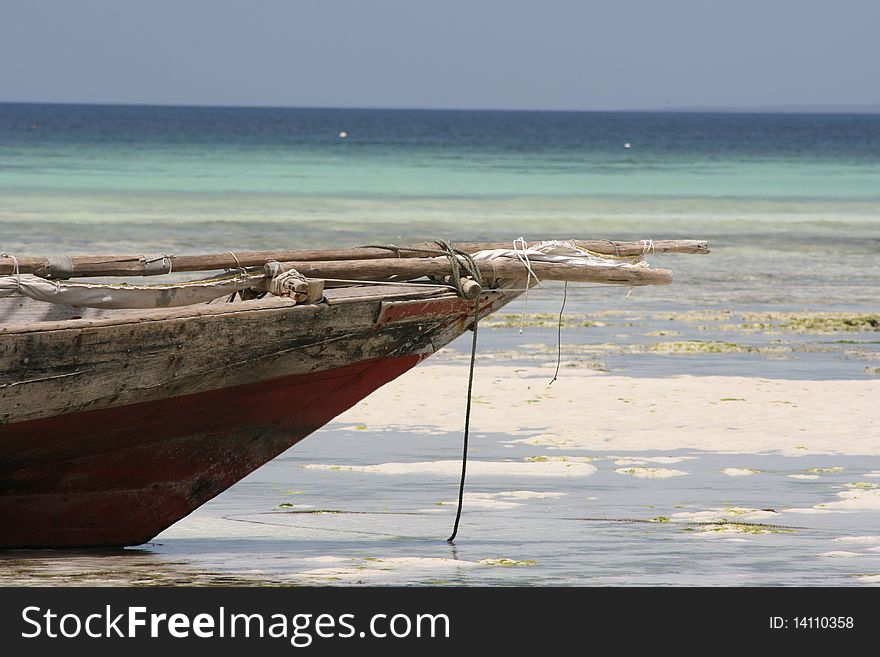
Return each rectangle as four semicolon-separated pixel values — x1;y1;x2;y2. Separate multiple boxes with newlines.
0;354;422;548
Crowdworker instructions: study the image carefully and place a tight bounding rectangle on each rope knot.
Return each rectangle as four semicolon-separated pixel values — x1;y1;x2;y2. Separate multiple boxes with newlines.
265;261;324;303
433;239;483;298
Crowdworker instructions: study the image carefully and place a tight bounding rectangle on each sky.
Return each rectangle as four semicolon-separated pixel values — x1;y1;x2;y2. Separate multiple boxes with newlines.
1;0;878;111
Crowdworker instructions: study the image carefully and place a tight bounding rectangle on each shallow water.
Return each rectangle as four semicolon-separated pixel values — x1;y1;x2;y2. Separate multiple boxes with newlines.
4;437;879;587
2;324;879;587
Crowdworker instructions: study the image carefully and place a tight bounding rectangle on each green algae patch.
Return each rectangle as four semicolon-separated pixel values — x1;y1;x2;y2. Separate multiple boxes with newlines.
354;424;368;430
807;467;844;474
720;397;746;402
723;506;752;516
650;516;671;523
480;313;606;329
740;312;880;334
646;341;787;355
478;558;537;568
651;310;735;323
784;315;880;332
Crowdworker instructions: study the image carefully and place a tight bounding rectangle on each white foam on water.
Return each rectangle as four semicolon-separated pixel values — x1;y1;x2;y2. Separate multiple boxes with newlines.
672;507;780;523
817;488;880;511
436;490;567;510
834;536;880;544
783;488;880;515
503;435;581;450
685;528;758;539
788;474;821;480
614;467;688;479
818;551;864;558
613;456;697;466
303;460;598;477
296;556;487;584
495;490;567;499
721;468;761;476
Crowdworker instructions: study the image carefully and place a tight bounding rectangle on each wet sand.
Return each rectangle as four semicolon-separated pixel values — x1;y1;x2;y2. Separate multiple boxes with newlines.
336;364;880;456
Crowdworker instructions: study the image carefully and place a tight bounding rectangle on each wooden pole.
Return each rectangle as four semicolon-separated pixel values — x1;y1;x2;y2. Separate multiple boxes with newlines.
0;239;708;278
268;257;673;287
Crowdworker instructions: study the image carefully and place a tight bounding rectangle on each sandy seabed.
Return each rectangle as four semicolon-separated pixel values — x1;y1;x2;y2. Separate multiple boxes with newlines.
337;364;880;456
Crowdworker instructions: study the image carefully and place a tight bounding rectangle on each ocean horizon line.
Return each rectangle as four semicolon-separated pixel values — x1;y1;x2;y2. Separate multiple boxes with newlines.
2;99;879;116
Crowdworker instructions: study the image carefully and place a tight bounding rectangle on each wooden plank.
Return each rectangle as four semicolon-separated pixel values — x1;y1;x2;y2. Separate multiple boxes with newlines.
272;257;673;286
0;239;709;277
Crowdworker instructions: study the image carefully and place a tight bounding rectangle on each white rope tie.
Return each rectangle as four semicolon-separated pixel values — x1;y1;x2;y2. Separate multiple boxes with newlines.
142;253;173;275
268;267;306;298
1;252;21;292
488;258;498;288
512;237;540;334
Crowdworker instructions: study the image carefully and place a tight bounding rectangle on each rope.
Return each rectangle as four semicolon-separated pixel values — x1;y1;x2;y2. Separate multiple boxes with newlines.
512;237;540;334
434;239;483;297
321;278;456;291
267;267;307;298
358;242;442;257
1;252;21;292
226;251;247;278
223;251;248;301
549;281;568;386
358;240;483;298
447;298;480;544
142;253;173;275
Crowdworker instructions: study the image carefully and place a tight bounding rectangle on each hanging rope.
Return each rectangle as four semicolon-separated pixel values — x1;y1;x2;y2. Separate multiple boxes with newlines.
447;298;480;543
512;237;540;334
549;281;568;386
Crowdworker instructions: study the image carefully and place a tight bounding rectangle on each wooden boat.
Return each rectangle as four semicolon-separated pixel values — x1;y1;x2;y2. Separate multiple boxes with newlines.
0;239;707;548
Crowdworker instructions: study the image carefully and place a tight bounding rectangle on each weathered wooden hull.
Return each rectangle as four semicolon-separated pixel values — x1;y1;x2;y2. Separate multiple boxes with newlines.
0;287;517;548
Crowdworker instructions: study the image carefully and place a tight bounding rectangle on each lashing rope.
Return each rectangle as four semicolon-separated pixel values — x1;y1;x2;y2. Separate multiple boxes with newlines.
1;252;21;292
358;240;483;298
